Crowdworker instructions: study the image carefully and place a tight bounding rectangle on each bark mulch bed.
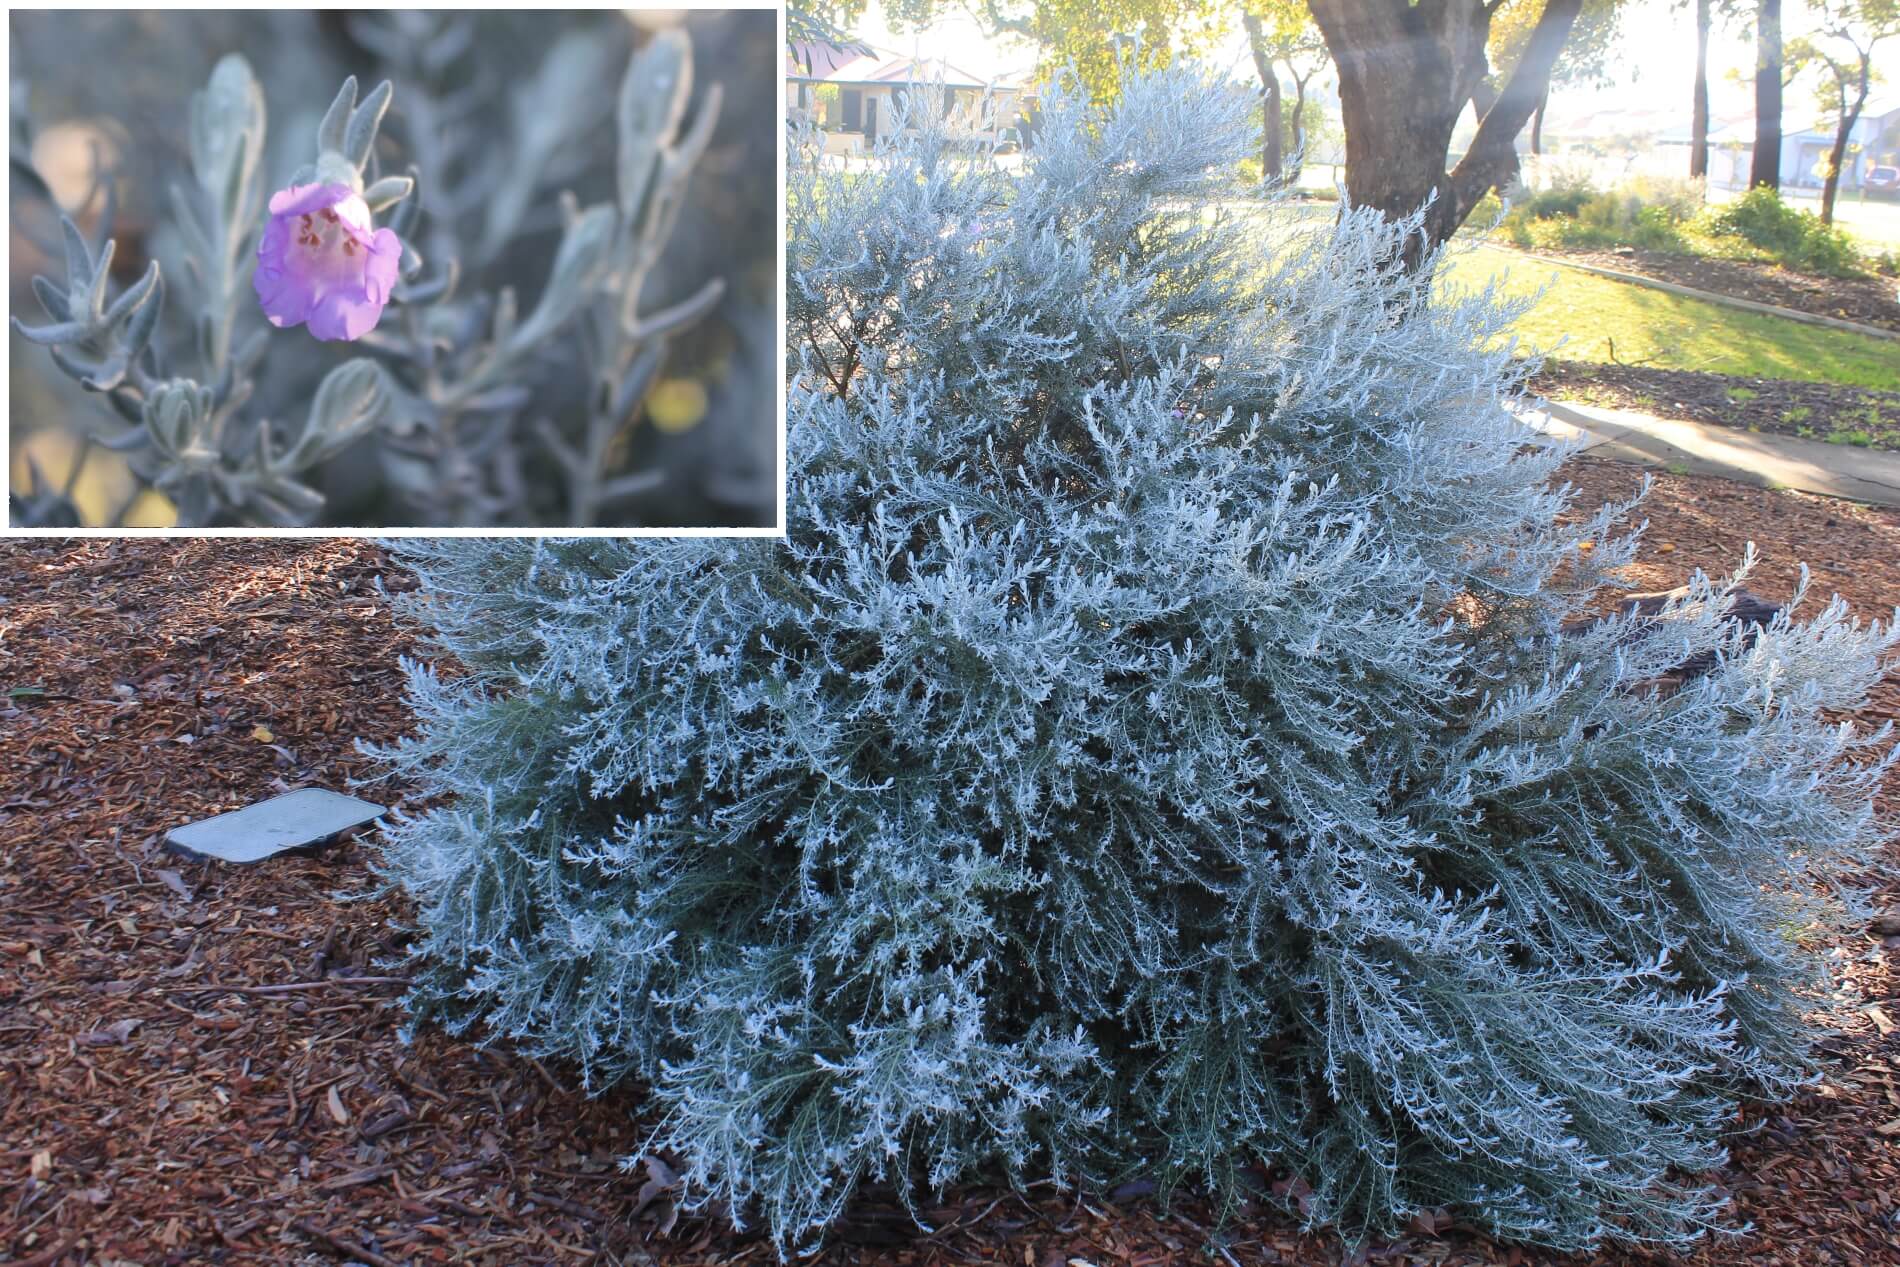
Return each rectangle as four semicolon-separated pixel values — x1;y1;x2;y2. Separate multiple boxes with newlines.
2;487;1897;1267
1521;246;1900;335
1530;360;1900;452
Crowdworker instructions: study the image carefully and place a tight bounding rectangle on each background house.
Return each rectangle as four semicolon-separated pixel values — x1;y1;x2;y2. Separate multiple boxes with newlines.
1656;100;1900;191
787;40;1032;154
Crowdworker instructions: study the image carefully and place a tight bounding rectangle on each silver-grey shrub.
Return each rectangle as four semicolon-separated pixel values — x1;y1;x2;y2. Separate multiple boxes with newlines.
374;64;1898;1255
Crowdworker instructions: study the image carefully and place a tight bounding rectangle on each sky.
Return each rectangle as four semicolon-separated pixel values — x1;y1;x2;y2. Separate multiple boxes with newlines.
838;0;1900;133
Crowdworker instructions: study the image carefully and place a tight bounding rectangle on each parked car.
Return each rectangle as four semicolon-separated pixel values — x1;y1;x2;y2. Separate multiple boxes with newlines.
1865;165;1900;198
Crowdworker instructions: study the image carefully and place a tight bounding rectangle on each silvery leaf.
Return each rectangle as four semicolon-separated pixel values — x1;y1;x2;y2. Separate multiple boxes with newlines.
511;204;614;352
290;359;387;472
317;76;357;156
144;379;217;459
345;81;393;169
490;285;518;349
477;31;617;259
11;153;52;204
49;346;110;387
95;424;153;452
31;275;70;321
639;84;721;247
232;328;268;375
304;359;389;458
394;256;457;307
101;261;161;327
189;55;265;231
83;240;118;320
10;316;92;346
167;182;215;266
313;150;360;191
363;174;414;213
611;341;666;421
625;276;724;342
388;163;423;239
617;29;691;224
60;215;93;284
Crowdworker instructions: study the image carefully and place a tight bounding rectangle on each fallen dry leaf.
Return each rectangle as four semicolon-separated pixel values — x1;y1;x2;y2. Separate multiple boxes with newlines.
77;1018;142;1047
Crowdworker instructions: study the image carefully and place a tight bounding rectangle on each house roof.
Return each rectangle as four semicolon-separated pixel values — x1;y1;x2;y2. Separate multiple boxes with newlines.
788;51;991;91
786;39;865;80
1657;105;1900;147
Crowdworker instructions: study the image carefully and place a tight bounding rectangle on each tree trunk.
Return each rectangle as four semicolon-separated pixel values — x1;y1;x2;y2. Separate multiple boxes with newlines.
1265;76;1284;184
1288;74;1310;184
1530;88;1548;156
1242;13;1283;185
1821;60;1870;226
1308;0;1583;271
1751;0;1782;189
1691;0;1710;179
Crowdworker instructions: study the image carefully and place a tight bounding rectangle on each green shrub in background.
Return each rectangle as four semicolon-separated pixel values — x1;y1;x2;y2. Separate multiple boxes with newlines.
1700;187;1866;277
1499;181;1691;253
1494;179;1875;278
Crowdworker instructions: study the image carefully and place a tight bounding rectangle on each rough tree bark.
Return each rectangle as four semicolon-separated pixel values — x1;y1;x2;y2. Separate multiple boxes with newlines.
1752;0;1783;188
1691;0;1711;178
1307;0;1585;271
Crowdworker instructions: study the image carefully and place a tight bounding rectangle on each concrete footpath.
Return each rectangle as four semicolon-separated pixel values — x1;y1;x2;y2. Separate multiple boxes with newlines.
1518;398;1900;509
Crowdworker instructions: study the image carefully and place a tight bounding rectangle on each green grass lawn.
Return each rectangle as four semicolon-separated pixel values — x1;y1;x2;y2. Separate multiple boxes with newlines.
1440;245;1900;391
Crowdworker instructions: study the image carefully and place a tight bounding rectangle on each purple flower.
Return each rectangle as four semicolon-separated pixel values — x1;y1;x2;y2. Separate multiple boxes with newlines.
253;183;401;342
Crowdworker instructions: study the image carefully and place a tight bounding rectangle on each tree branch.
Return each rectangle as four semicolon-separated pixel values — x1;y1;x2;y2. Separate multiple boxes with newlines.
1446;0;1584;221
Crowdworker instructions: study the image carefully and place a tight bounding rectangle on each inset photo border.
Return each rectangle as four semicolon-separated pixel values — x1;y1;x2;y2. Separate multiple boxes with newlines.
6;5;785;536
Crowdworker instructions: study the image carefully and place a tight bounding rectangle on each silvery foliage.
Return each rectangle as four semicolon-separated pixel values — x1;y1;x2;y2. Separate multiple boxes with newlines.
373;63;1899;1255
11;17;728;528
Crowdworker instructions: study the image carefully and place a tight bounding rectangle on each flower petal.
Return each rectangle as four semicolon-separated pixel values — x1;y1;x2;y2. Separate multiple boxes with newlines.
363;229;403;305
306;287;385;342
252;214;319;328
267;182;355;218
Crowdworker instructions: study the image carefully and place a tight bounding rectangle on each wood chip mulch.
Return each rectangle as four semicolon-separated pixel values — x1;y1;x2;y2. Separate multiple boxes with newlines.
1519;246;1900;335
1529;360;1900;453
2;473;1897;1267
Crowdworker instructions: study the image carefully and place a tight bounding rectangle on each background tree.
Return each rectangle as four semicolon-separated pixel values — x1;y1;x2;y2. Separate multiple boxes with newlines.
1753;0;1784;187
1487;0;1625;155
788;0;877;56
1692;0;1714;176
1789;0;1900;222
1278;32;1333;181
1667;0;1745;179
972;0;1232;100
1241;0;1331;184
1306;0;1586;269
